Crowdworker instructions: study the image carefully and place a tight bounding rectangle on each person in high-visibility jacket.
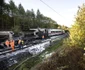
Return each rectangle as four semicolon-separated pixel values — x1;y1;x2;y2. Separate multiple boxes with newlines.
10;40;15;51
18;39;23;49
84;47;85;55
21;40;24;45
5;40;10;48
18;39;21;45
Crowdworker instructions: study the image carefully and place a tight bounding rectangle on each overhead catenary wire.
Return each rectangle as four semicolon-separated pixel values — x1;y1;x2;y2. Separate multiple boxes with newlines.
40;0;64;18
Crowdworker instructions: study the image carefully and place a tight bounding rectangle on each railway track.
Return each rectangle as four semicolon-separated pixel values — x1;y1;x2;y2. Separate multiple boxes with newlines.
0;39;42;55
0;34;68;70
0;34;67;57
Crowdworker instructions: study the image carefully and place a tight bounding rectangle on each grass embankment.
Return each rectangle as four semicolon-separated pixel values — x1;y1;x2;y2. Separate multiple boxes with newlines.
33;45;85;70
15;40;63;70
9;52;32;70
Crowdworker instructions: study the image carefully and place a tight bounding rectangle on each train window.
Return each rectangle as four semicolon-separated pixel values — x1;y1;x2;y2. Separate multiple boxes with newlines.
56;31;62;33
51;31;55;33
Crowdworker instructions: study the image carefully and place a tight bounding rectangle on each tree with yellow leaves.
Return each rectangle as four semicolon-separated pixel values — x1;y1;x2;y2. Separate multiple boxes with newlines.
70;4;85;47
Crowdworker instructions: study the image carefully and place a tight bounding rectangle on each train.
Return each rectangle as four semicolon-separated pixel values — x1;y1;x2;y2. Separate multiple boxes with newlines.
0;28;65;48
0;28;65;42
29;28;65;39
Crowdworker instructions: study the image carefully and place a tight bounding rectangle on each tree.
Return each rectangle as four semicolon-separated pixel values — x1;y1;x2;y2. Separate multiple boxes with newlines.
9;0;17;16
18;4;26;30
9;0;18;29
0;0;5;30
70;4;85;47
36;9;43;27
30;9;36;28
1;0;59;31
18;4;25;16
0;0;5;15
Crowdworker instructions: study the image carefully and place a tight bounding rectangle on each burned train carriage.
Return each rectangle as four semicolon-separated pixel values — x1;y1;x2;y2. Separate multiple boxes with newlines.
0;31;14;43
0;31;14;48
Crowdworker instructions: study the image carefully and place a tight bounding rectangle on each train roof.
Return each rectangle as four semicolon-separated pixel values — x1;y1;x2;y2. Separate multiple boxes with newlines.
48;29;63;31
0;31;14;35
30;28;45;31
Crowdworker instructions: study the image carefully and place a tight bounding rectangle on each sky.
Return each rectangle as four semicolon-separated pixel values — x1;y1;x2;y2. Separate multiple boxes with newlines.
5;0;85;27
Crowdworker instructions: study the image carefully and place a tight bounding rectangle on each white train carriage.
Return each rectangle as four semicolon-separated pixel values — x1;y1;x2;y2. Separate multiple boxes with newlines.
48;29;65;36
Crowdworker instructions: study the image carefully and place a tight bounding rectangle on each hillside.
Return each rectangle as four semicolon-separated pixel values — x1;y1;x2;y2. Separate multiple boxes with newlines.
31;46;85;70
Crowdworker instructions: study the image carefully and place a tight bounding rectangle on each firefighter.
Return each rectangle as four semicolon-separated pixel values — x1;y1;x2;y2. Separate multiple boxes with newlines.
10;40;15;51
5;40;10;48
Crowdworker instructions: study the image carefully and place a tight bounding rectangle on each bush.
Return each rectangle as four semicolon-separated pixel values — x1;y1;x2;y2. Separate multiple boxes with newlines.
33;46;84;70
69;4;85;47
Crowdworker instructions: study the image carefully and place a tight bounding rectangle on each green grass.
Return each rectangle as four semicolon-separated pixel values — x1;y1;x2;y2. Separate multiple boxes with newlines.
15;40;63;70
9;53;32;70
45;41;63;53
